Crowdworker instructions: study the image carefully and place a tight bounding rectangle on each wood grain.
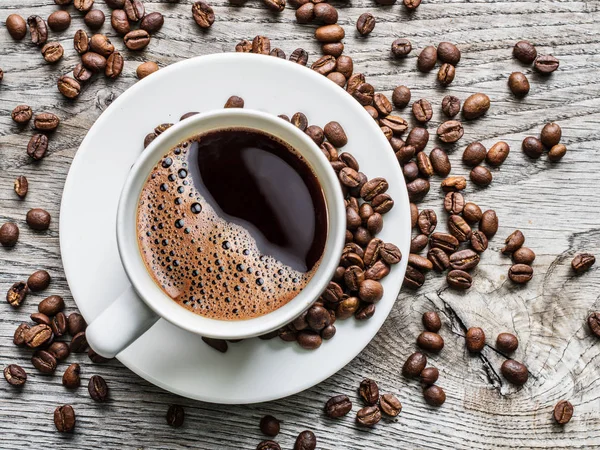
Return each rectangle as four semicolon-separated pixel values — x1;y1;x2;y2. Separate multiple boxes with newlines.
1;0;599;448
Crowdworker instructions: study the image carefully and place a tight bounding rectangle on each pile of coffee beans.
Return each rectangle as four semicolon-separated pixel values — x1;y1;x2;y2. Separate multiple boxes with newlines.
522;122;567;162
501;230;535;284
416;42;461;87
256;414;316;450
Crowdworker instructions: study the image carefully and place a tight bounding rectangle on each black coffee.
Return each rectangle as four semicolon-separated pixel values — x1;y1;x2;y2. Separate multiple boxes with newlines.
137;128;328;320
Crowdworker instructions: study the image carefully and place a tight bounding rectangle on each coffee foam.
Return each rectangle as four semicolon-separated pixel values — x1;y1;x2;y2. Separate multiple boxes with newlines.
136;139;319;320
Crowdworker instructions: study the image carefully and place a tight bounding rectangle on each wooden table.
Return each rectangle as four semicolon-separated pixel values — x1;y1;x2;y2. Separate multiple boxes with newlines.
1;0;599;448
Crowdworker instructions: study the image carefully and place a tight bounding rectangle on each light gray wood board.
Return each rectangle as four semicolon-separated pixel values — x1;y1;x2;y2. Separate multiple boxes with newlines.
0;0;599;448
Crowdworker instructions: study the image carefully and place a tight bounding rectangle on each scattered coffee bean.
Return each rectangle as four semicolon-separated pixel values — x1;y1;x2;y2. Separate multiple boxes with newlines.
417;209;437;235
444;192;464;215
70;331;88;353
420;367;439;385
447;269;472;290
34;112;60;131
136;61;159;79
548;144;567;162
406;128;430;152
465;327;485;352
411;234;428;253
572;253;595;274
508;72;530;97
422;311;442;332
88;374;109;401
356;13;376;36
73;63;93;83
448;215;472;242
513;247;536;265
442;176;467;193
31;312;51;326
509;264;533;284
67;313;87;336
470;230;488;253
314;3;338;24
54;405;76;433
403;352;427;377
462;93;490;120
380;394;402;417
323;122;348;147
409;253;433;272
74;0;94;12
58;76;81;99
0;223;20;247
39;295;64;316
51;312;68;337
62;363;81;388
496;332;518;353
391;38;411;58
166;404;185;427
423;385;446;406
27;270;50;292
49;341;70;361
587;312;600;338
88;348;110;363
7;281;28;307
412;99;433;123
259;415;280;437
14;323;30;346
463;142;486;166
139;12;164;33
392;86;411;108
224;95;244;109
105;52;124;79
27;134;49;160
501;359;528;385
437;120;464;143
11;105;33;125
534;55;559;74
356;405;381;427
28;15;48;46
359;378;379;405
410;203;418;228
513;40;537;64
437;42;461;65
124;29;151;50
462;202;482;224
502;230;525;254
522;136;543;159
315;24;345;43
441;95;461;118
48;10;72;32
553;400;573;425
479;210;498;238
32;350;57;373
74;29;90;54
294;430;317;450
4;364;27;387
84;10;105;29
540;122;562;148
6;14;27;40
297;331;322;349
416;152;434;178
417;46;437;72
437;63;455;86
324;394;352;418
450;249;480;271
322;42;344;57
263;0;285;12
14;176;28;198
470;166;492;186
417;331;444;353
430;232;459;254
406;178;430;202
111;9;130;34
403;0;421;9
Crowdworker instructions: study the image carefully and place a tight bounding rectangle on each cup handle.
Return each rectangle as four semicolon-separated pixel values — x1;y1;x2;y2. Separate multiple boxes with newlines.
86;285;159;359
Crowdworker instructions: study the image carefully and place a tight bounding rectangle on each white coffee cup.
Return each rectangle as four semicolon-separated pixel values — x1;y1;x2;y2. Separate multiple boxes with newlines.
86;109;346;358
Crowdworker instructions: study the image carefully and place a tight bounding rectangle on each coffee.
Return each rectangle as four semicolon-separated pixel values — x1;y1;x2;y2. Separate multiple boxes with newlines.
137;128;328;320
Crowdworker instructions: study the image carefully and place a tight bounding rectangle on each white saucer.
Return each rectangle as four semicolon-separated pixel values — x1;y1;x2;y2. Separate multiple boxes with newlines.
60;53;410;404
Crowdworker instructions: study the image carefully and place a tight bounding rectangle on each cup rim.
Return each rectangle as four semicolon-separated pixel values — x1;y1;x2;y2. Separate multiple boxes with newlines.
116;108;346;340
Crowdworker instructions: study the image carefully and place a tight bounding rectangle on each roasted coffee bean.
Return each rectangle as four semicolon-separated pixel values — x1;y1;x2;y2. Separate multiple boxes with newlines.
321;142;339;162
540;122;562;148
49;341;70;361
364;261;389;281
290;113;308;132
31;312;51;326
412;99;433;123
553;400;573;425
67;313;87;336
380;243;401;265
291;312;308;331
403;162;418;182
496;333;518;353
235;40;252;53
409;253;433;272
508;72;530;97
34;112;60;131
501;359;528;385
359;378;379;405
0;223;19;247
32;350;57;373
462;93;490;120
82;52;107;72
410;203;419;229
373;93;392;116
509;264;533;284
110;9;131;34
355;303;376;320
297;331;322;349
356;405;381;427
74;0;94;12
548;144;567;162
315;24;345;42
88;349;109;363
513;247;536;265
359;279;383;303
406;178;430;202
88;374;109;401
470;166;492;186
403;352;427;377
437;42;461;65
392;85;411;108
470;231;488;253
202;337;228;353
123;0;144;21
257;441;281;450
465;327;486;353
84;10;105;29
7;14;27;40
353;83;375;106
418;209;437;235
450;249;479;271
7;281;28;307
429;233;458;254
14;323;30;346
417;152;434;178
137;61;159;79
356;13;376;35
105;51;124;79
513;40;537;64
360;178;388;201
447;269;472;290
411;234;428;253
322;42;344;57
437;120;464;143
380;115;408;136
441;95;461;118
572;253;595;274
306;125;325;146
70;331;88;353
39;295;64;316
336;296;360;319
11;105;33;125
259;415;281;437
124;29;150;50
501;230;525;254
417;46;437;72
423;385;446;406
106;0;125;7
428;248;450;272
346;73;365;95
522;136;543;159
48;10;71;31
463;142;486;166
27;134;49;161
463;202;483;224
89;34;114;57
367;213;383;234
417;331;444;353
4;364;27;387
311;55;336;76
437;63;455;86
307;305;331;331
313;2;338;23
139;12;164;33
164;405;185;428
479;210;498;238
73;63;93;83
294;430;316;450
264;0;285;12
404;0;421;9
180;112;199;122
379;394;401;417
74;29;90;54
28;16;48;46
57;75;82;100
441;176;467;192
62;363;81;388
589;312;600;338
391;38;412;58
442;192;463;215
54;405;76;432
51;312;68;337
335;56;353;79
224;95;244;109
534;55;559;74
346;207;362;230
339;167;361;188
420;367;439;385
406;127;429;152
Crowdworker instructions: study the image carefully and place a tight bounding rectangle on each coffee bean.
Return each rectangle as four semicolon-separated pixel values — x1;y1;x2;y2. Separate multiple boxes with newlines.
123;0;144;21
464;327;485;353
62;363;81;388
0;223;19;247
429;248;451;272
165;404;184;428
70;331;88;353
403;352;427;377
463;142;486;166
84;10;105;29
450;249;480;271
294;430;316;450
48;10;71;32
404;0;421;9
90;35;114;58
353;83;375;106
380;394;401;416
259;415;280;437
417;331;444;353
336;297;359;319
356;405;381;427
470;166;492;186
462;93;490;120
12;176;28;200
324;395;352;418
513;247;536;265
410;203;418;228
13;323;30;347
539;123;562;149
307;305;331;331
135;61;159;79
11;105;32;125
501;359;528;385
468;231;487;253
447;269;472;290
410;234;428;254
359;279;383;303
34;112;60;131
51;312;68;337
73;30;90;55
311;55;336;76
7;14;27;40
336;56;353;79
509;264;533;284
234;40;252;53
513;40;537;64
417;46;437;72
412;99;433;123
322;42;344;57
32;350;57;373
88;374;109;401
346;73;365;95
572;253;595;274
392;85;411;108
360;178;388;201
200;337;227;353
124;29;150;50
49;341;70;361
59;76;82;99
7;281;28;307
313;3;338;23
4;364;27;387
409;253;433;272
548;144;567;162
366;213;383;235
380;243;401;265
223;95;244;109
323;122;347;148
430;233;459;255
28;16;48;46
442;192;463;215
405;129;428;153
356;13;376;36
508;72;530;97
522;136;543;159
67;313;87;336
39;295;64;316
437;42;461;65
496;333;518;353
380;115;409;136
27;134;49;161
263;0;285;12
111;9;130;34
553;400;573;425
297;331;322;349
106;52;124;79
315;24;345;42
359;378;380;406
441;95;461;118
437;63;455;86
588;312;600;338
137;12;163;34
31;312;51;326
420;367;439;385
88;348;110;363
74;0;94;12
391;38;412;58
479;210;498;238
373;94;392;117
463;202;482;224
82;52;107;73
437;120;464;143
441;176;467;192
407;178;430;202
417;152;434;178
73;63;93;83
106;0;125;7
54;405;76;432
406;162;421;181
501;230;525;254
418;209;437;235
534;55;559;74
423;385;446;406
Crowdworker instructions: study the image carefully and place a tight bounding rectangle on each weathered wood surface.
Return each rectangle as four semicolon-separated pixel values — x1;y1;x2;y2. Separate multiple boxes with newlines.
1;0;600;448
